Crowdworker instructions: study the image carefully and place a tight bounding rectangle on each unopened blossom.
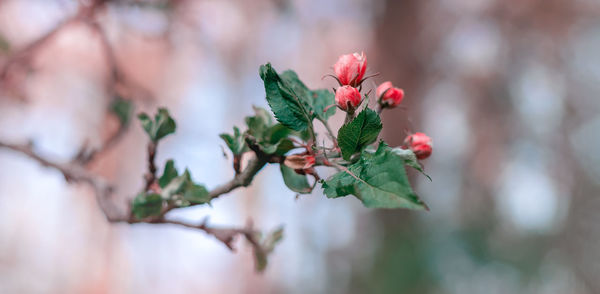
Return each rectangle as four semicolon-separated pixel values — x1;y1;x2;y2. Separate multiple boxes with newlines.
333;52;367;87
335;85;362;111
376;81;405;108
404;132;433;160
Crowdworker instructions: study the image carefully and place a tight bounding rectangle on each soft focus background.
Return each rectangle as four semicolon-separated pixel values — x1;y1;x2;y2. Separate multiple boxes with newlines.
1;0;599;293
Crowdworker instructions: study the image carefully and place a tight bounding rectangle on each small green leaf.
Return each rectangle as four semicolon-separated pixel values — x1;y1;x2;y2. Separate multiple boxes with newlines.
138;113;153;135
132;193;163;219
337;108;382;160
244;107;296;156
159;160;178;188
183;184;210;204
137;108;176;142
154;108;176;141
280;164;312;194
219;126;248;155
254;227;284;272
259;63;312;132
160;170;189;199
110;97;133;125
322;143;428;210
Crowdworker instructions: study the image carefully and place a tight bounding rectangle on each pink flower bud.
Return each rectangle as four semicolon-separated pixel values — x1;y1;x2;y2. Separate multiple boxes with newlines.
284;154;316;170
335;85;362;111
376;81;405;108
333;52;367;87
404;132;433;160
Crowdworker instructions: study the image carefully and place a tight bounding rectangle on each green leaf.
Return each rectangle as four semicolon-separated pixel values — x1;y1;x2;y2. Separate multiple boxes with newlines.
391;147;432;181
137;108;176;142
183;183;210;204
280;164;312;194
254;227;284;272
132;193;163;219
337;108;382;160
159;160;178;188
219;126;248;155
244;107;296;156
322;143;428;210
259;138;294;156
259;63;312;132
110;97;133;125
245;106;274;139
311;89;336;122
160;170;189;199
138;113;153;135
156;161;211;205
154;108;176;141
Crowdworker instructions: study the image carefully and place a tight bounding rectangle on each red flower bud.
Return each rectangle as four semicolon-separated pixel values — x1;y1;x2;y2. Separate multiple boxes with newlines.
376;81;405;108
404;132;433;160
333;52;367;87
335;85;362;111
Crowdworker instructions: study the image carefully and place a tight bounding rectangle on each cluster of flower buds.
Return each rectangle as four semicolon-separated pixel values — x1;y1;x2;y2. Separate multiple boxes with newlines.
403;132;433;160
333;52;367;113
332;52;407;112
331;52;433;160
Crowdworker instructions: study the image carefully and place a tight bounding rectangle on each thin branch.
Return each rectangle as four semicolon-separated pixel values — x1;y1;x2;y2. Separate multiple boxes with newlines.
0;140;121;221
158;218;258;251
144;141;158;191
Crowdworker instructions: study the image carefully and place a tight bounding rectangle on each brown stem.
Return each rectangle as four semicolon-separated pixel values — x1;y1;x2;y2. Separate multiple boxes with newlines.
144;141;158;191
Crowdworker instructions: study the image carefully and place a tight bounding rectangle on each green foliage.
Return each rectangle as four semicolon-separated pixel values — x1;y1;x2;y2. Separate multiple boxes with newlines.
138;108;176;142
110;97;133;125
280;164;312;194
219;126;248;155
311;89;336;122
391;148;432;181
158;160;178;188
260;63;313;132
337;108;382;160
254;227;284;272
158;160;210;206
132;193;163;219
260;64;336;135
245;107;295;156
322;143;428;210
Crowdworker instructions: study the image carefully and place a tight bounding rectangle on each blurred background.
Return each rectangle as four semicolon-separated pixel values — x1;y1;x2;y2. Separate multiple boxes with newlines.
0;0;599;293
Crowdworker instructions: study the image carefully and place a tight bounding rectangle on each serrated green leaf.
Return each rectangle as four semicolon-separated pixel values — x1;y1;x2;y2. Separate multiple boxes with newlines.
259;63;312;132
159;160;178;188
110;97;133;125
280;164;312;194
132;193;163;219
391;147;432;181
311;89;336;121
138;108;176;142
322;143;428;210
337;108;382;160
